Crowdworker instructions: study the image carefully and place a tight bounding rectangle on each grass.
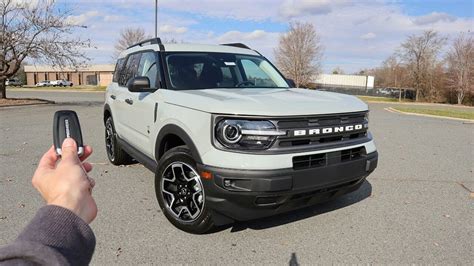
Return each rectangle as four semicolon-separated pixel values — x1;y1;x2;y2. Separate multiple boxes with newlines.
392;106;474;120
8;85;106;91
357;96;413;103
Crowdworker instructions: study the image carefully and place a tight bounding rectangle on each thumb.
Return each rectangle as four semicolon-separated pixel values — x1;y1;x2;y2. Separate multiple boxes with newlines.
61;138;79;162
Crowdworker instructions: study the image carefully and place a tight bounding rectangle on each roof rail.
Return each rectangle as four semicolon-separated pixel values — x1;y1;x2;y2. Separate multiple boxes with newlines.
220;43;251;49
127;38;162;49
220;43;262;56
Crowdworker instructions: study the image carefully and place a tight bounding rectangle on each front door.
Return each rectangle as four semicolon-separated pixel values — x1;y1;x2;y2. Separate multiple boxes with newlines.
122;51;162;157
114;53;141;142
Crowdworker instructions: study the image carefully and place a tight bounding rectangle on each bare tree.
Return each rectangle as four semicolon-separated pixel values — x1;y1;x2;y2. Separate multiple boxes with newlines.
0;0;91;99
445;32;474;105
113;27;149;59
274;21;323;88
381;55;409;101
399;30;446;101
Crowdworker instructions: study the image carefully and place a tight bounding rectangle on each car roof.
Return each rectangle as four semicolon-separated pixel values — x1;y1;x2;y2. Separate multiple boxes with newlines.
120;43;260;59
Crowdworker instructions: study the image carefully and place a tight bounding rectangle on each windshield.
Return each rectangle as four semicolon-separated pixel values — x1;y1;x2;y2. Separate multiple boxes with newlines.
165;52;289;90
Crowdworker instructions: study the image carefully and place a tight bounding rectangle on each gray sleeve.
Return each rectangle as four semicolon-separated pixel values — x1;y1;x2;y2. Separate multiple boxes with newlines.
0;205;96;266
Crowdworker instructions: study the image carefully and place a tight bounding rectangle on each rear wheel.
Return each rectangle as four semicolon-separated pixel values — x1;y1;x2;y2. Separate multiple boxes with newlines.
155;146;214;234
105;116;133;165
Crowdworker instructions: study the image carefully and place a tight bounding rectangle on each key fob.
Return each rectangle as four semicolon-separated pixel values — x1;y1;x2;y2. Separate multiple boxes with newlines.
53;110;84;157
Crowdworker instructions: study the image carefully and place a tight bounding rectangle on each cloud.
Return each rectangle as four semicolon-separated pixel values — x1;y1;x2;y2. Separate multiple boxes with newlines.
66;11;101;25
103;15;122;22
360;32;376;40
217;30;269;43
279;0;348;18
412;12;456;25
159;25;188;34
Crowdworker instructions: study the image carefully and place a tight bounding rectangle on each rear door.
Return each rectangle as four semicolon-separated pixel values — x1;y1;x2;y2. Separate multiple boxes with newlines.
114;53;141;141
107;58;126;134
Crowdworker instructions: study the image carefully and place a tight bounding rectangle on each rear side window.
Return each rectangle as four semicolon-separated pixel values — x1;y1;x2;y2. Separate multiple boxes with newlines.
119;53;141;87
113;58;125;82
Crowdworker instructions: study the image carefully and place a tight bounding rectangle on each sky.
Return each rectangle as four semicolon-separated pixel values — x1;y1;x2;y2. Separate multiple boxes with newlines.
61;0;473;74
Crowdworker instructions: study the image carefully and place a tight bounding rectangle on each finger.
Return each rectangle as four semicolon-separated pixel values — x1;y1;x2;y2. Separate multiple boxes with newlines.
37;146;59;170
61;138;80;164
82;162;93;173
79;145;93;162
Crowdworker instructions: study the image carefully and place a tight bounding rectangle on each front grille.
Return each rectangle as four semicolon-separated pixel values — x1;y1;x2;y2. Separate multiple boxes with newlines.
274;112;368;150
293;153;326;169
292;147;366;170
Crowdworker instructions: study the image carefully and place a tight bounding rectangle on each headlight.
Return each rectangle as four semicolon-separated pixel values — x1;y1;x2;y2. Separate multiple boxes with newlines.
215;119;285;150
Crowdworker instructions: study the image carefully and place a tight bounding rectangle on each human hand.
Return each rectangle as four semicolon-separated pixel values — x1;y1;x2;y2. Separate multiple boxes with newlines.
32;138;97;224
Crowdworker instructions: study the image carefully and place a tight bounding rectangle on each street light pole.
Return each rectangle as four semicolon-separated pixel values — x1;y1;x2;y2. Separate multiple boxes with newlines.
155;0;158;38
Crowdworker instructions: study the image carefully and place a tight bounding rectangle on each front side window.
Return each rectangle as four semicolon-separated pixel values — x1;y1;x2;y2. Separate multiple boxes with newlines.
137;52;159;88
165;52;289;90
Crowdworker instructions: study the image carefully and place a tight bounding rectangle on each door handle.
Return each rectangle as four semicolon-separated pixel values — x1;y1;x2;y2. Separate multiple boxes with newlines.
125;98;133;105
110;95;116;100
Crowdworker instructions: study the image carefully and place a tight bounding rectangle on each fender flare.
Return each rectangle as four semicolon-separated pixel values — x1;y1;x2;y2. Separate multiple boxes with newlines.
155;124;203;164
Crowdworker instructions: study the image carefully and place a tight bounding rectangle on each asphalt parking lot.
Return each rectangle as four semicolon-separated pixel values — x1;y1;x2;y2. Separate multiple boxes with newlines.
1;90;473;264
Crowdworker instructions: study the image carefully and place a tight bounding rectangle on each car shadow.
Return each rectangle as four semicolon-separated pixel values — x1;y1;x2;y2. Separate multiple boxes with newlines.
215;180;372;233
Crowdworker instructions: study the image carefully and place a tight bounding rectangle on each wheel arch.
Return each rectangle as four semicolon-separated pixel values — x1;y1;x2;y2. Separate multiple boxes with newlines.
103;104;112;125
155;124;202;164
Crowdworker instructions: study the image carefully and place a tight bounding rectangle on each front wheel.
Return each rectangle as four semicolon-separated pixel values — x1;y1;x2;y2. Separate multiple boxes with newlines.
104;116;133;165
155;146;214;234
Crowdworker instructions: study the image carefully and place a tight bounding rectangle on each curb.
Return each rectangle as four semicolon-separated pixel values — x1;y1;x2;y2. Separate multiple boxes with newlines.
385;107;474;123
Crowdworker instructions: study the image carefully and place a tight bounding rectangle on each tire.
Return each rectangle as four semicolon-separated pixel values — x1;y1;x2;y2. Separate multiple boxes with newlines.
104;116;133;165
155;146;214;234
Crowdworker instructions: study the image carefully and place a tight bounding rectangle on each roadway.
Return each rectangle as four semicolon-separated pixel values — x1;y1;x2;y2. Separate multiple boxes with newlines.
1;90;472;264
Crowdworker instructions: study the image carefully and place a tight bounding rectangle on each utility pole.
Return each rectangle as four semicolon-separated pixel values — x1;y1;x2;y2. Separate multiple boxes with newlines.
154;0;158;38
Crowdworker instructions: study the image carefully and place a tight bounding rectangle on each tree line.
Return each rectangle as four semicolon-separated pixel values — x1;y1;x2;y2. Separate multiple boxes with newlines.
274;24;473;105
365;30;473;105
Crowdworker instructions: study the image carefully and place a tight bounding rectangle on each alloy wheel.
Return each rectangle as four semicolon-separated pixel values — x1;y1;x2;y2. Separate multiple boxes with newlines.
161;162;204;222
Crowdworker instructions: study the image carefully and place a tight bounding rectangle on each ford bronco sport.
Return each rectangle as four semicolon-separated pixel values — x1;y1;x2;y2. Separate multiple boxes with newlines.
104;38;378;233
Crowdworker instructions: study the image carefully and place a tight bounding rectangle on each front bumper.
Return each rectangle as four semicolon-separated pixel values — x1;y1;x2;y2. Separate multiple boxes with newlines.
197;151;378;225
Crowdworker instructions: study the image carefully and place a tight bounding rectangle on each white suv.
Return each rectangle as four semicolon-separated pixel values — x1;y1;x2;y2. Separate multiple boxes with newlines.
104;38;378;233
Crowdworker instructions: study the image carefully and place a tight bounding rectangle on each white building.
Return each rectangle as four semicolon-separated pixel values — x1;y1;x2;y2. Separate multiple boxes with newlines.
312;74;375;91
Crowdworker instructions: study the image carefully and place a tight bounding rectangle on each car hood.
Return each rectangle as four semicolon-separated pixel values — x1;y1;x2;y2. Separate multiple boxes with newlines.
162;88;368;116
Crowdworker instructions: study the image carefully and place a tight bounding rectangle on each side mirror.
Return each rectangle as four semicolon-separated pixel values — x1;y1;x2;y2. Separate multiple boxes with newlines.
127;76;153;92
287;79;296;88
